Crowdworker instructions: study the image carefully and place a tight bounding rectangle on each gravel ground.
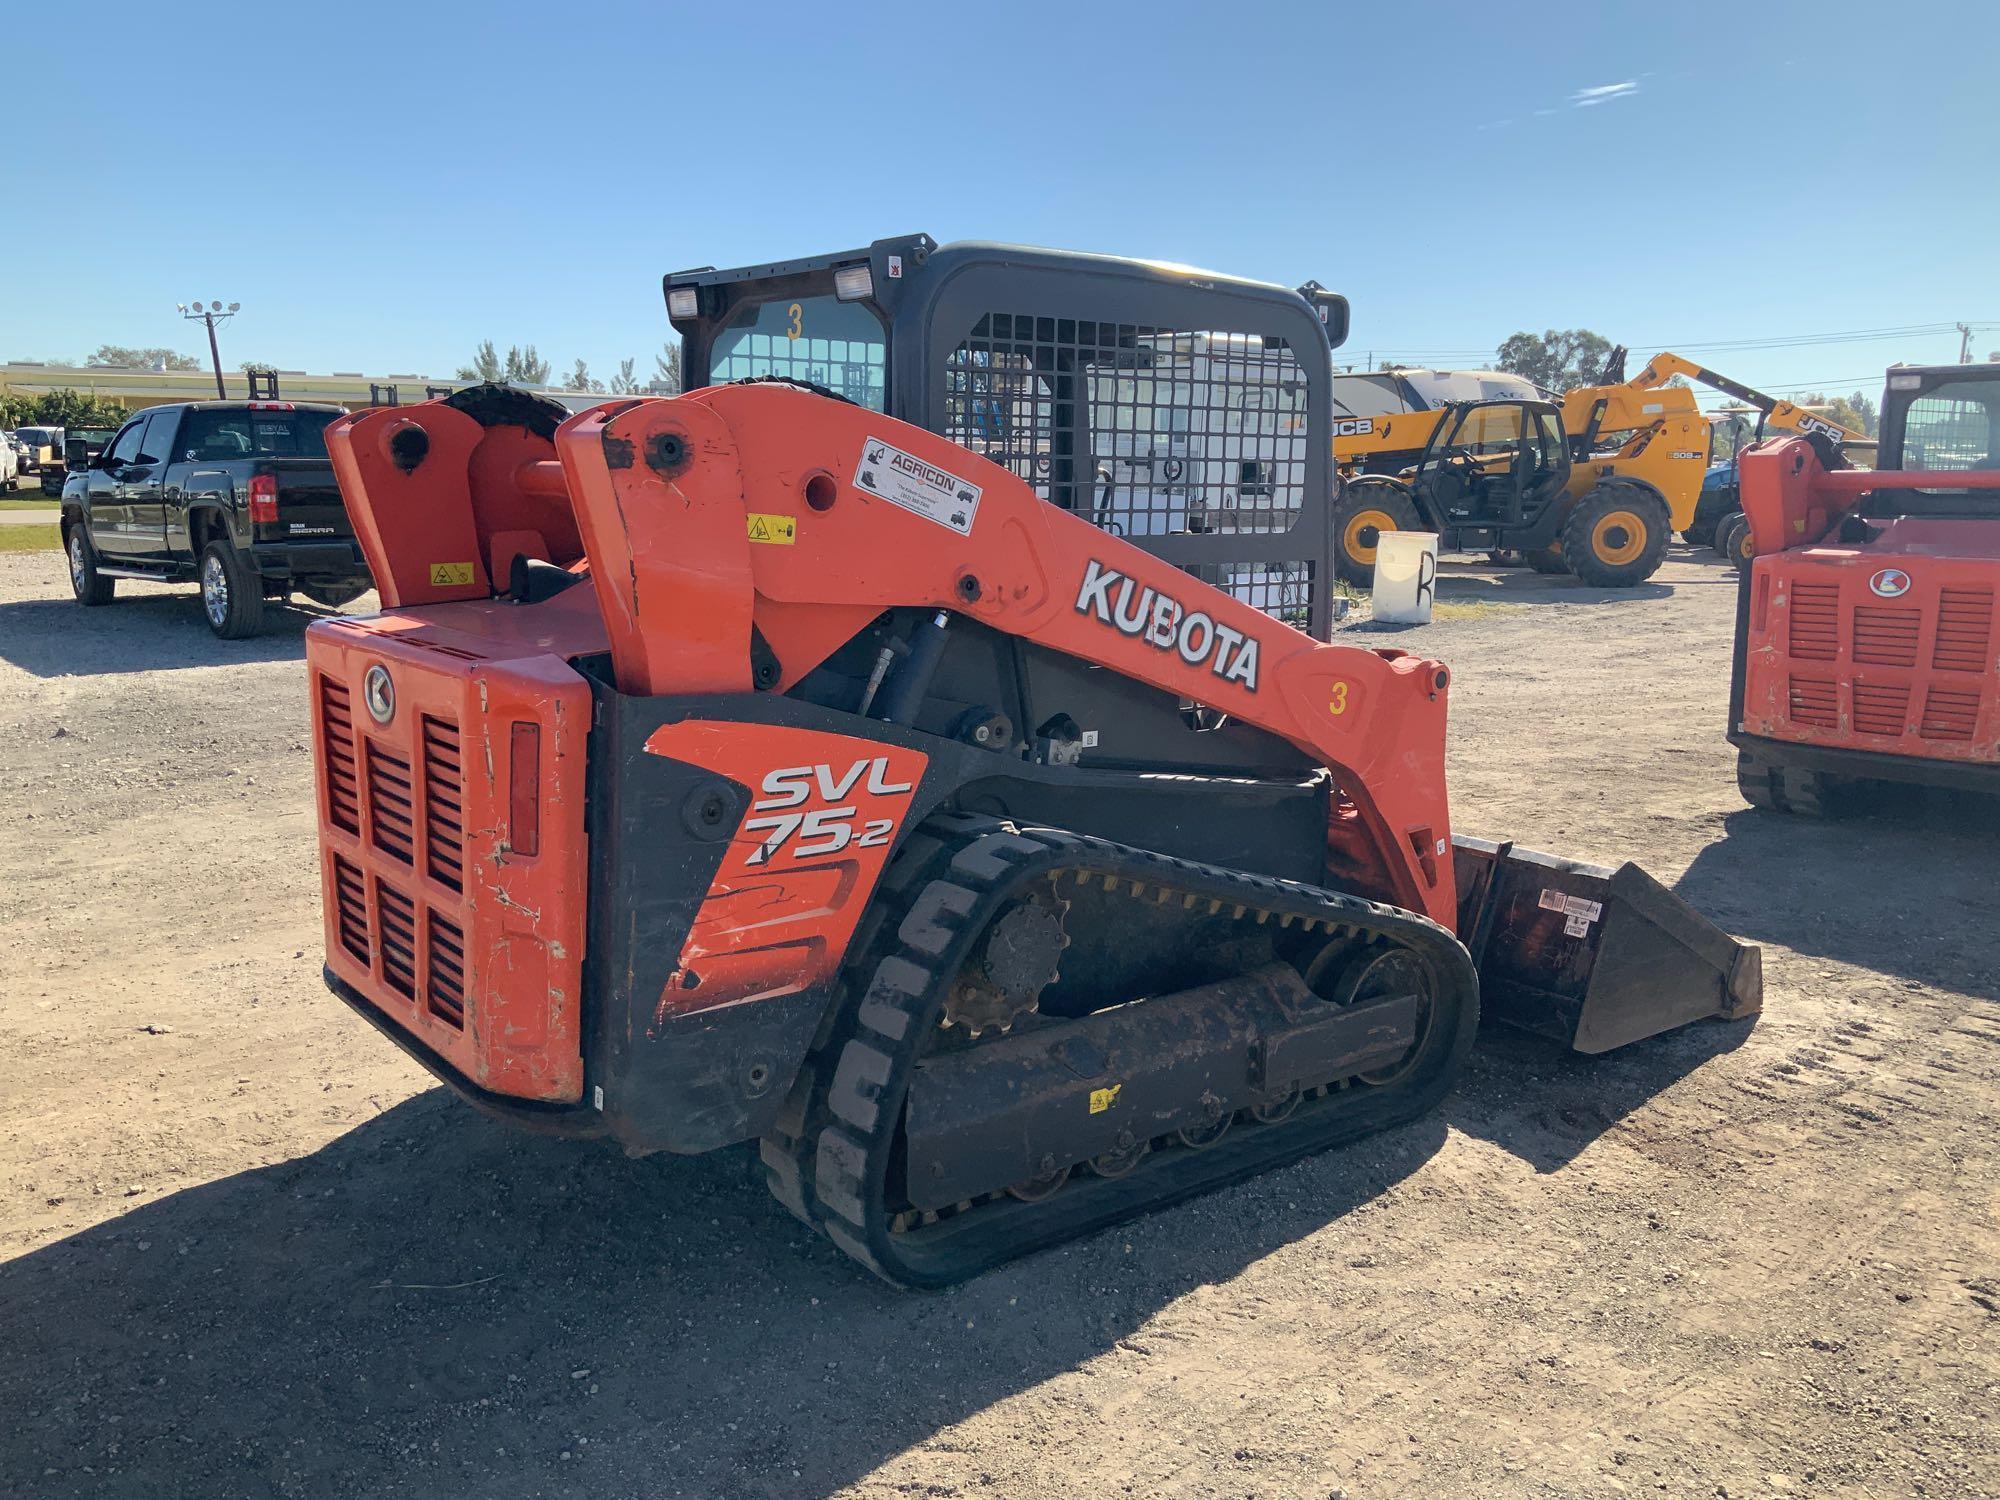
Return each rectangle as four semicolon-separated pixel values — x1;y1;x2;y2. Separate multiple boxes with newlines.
0;547;1994;1500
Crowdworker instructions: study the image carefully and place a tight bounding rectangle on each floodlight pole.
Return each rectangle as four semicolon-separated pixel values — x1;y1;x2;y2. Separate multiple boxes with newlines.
178;303;238;398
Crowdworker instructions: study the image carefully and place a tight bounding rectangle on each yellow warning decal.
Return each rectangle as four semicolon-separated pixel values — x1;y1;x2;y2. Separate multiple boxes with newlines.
1088;1084;1122;1115
428;562;475;587
746;513;798;545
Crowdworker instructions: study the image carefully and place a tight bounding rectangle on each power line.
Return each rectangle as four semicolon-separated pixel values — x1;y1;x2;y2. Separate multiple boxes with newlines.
1356;320;1998;366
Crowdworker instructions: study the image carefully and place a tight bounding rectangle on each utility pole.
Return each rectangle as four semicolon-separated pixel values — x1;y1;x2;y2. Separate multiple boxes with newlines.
178;301;240;398
1957;322;1974;364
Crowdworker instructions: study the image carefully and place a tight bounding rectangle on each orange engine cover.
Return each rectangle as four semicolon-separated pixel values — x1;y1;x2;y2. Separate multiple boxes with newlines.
1741;517;2000;763
308;592;600;1101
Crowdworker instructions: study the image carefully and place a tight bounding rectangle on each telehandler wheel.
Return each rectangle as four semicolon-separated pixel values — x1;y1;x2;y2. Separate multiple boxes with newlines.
1332;481;1422;585
1562;483;1672;588
1527;545;1567;574
1718;512;1756;575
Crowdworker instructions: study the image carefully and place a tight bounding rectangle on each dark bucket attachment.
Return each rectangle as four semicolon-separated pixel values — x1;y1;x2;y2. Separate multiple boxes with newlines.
1452;835;1762;1054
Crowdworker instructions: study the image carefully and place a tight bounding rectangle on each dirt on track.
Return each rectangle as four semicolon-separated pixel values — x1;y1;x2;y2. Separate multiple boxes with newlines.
0;548;1995;1500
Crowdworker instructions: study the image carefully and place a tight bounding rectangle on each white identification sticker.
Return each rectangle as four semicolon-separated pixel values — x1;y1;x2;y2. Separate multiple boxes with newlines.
854;437;982;536
1540;888;1604;928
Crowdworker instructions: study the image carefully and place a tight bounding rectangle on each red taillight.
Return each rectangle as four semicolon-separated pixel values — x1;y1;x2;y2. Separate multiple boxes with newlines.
247;401;296;411
508;722;541;857
248;473;279;524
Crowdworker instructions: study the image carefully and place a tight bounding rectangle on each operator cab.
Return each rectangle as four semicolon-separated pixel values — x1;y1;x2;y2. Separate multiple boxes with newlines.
667;235;1352;638
1414;399;1571;533
1872;363;2000;519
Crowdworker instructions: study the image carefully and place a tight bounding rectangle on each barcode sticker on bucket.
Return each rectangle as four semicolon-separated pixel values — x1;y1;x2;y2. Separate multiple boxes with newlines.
1564;913;1592;937
1541;889;1603;924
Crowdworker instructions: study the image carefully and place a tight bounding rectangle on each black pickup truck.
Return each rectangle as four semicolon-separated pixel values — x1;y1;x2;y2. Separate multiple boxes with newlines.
60;400;372;638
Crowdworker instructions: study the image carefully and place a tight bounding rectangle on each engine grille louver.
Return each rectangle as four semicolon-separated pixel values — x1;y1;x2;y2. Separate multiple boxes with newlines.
427;913;466;1028
1851;682;1912;739
1921;686;1981;741
1787;678;1838;729
421;715;465;893
332;855;369;965
1787;583;1840;661
375;878;418;999
1851;605;1921;667
1933;588;1995;673
367;741;416;865
319;676;361;834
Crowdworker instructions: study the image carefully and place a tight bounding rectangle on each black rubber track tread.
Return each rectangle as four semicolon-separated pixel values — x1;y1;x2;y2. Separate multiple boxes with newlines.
763;819;1479;1287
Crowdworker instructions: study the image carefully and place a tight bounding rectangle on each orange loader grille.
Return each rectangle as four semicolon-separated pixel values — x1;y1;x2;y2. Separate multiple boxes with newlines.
332;854;369;964
309;635;586;1103
366;741;416;865
421;715;465;893
1921;686;1981;741
1934;588;1995;673
1851;605;1921;667
1787;583;1840;661
1851;682;1911;738
320;678;361;834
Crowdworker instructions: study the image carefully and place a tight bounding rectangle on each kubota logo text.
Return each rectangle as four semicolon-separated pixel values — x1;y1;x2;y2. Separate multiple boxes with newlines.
1075;559;1261;691
744;757;915;866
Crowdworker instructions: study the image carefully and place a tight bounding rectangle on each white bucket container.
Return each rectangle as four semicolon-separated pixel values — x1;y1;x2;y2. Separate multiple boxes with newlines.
1371;531;1438;624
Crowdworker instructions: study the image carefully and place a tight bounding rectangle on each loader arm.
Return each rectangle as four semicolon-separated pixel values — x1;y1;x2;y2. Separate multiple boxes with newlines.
552;386;1459;925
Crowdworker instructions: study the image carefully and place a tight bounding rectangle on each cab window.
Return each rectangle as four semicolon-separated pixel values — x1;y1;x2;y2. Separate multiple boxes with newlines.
1448;403;1526;456
707;295;886;410
1902;379;1998;471
105;420;146;466
136;409;181;465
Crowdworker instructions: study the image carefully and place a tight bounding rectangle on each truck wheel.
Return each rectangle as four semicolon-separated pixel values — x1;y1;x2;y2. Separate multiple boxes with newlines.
1332;481;1422;585
200;540;265;639
1561;483;1671;588
67;526;115;606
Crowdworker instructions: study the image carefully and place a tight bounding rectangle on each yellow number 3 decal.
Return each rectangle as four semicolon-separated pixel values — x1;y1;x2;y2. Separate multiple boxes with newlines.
786;302;803;341
1328;681;1349;716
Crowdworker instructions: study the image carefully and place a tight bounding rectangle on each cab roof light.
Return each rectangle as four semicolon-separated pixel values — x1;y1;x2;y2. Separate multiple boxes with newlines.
833;264;874;303
666;286;700;320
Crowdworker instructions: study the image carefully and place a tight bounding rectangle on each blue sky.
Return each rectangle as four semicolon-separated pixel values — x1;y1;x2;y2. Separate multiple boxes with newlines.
8;0;1996;407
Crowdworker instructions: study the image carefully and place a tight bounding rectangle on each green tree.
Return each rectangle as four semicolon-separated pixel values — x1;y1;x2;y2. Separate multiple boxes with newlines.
1494;329;1616;393
564;358;603;393
0;389;130;428
87;344;202;371
652;342;683;395
608;357;640;396
456;342;551;386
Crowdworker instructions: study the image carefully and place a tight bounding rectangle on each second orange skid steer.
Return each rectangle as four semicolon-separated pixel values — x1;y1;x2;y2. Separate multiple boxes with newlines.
307;261;1759;1286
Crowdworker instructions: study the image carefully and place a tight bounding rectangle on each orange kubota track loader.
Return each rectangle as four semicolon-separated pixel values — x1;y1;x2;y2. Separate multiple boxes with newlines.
308;297;1758;1290
1732;362;2000;813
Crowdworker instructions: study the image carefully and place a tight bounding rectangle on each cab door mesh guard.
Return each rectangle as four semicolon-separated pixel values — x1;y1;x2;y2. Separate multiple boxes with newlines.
939;313;1332;636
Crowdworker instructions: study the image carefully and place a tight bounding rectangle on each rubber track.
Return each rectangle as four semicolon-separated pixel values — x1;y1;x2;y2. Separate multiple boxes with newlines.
760;817;1480;1287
